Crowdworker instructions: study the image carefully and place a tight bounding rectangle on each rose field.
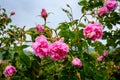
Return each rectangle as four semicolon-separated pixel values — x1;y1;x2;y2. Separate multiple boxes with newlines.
0;0;120;80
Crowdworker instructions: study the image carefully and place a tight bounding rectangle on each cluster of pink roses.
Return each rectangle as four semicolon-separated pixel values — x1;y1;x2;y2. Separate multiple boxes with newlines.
83;22;103;41
98;0;118;16
32;35;69;60
97;50;108;61
33;8;69;60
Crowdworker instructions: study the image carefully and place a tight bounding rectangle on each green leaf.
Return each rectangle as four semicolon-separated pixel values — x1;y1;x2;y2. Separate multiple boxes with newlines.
106;23;113;30
78;0;88;6
78;23;85;28
21;45;29;49
20;53;31;68
2;8;6;12
44;26;53;38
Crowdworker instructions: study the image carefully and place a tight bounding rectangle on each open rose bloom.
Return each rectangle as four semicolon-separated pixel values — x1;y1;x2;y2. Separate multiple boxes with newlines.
49;38;69;60
3;65;17;77
72;58;82;68
83;22;103;41
104;0;118;12
98;7;108;16
32;35;49;58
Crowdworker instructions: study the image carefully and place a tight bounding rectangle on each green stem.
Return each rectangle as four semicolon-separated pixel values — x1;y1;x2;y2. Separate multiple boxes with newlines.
44;18;46;26
79;14;85;23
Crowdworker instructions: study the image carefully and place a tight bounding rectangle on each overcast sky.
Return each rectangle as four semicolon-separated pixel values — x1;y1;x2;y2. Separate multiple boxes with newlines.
0;0;81;29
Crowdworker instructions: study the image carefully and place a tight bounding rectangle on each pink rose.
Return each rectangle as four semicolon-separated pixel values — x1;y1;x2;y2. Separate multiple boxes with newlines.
10;11;15;15
0;60;2;64
35;35;47;42
97;56;104;61
83;22;103;41
103;50;108;57
36;24;44;33
104;0;118;12
98;7;108;16
41;8;48;19
72;58;82;68
114;65;120;70
49;38;69;60
32;35;49;58
3;65;17;77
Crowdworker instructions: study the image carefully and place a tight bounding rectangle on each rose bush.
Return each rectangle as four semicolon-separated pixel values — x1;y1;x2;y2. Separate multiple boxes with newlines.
0;0;120;80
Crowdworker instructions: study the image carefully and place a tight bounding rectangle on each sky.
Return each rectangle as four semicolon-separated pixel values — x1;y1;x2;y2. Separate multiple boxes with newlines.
0;0;81;29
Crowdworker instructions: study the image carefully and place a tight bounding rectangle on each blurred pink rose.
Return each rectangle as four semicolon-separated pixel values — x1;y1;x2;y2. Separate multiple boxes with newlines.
83;22;103;41
10;11;15;15
3;65;17;77
49;38;69;60
104;0;118;12
32;35;49;58
103;50;108;57
41;8;48;19
98;7;108;16
36;24;44;33
114;65;120;70
97;56;104;61
0;60;2;64
72;58;82;68
2;16;8;21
